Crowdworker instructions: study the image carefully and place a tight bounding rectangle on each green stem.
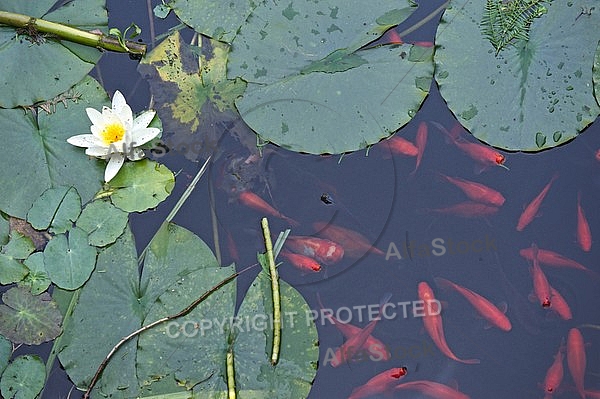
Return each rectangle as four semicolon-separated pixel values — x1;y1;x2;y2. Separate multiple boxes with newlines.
260;218;281;366
0;10;146;56
226;334;236;399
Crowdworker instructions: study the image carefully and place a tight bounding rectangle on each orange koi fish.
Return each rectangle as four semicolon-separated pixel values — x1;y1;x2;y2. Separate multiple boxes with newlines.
519;247;591;273
348;367;408;399
238;190;299;226
516;174;558;231
280;250;321;272
313;221;384;258
331;293;392;367
387;136;418;157
529;243;552;308
548;286;572;320
434;277;511;331
424;201;499;218
567;328;586;399
436;172;505;207
411;121;428;175
418;282;480;364
542;342;565;397
285;236;344;265
395;380;470;399
577;191;592;252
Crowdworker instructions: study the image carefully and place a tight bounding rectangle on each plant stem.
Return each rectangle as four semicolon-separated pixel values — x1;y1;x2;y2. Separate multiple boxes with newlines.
0;10;146;56
260;218;281;366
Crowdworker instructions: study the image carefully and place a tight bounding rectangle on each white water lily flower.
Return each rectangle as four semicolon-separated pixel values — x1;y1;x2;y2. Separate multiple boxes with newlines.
67;90;160;182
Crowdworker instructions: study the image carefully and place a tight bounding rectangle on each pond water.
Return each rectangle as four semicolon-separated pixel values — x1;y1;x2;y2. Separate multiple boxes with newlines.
6;0;600;398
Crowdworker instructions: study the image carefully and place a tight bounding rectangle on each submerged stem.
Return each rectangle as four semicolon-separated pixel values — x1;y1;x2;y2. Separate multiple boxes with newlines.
261;218;281;365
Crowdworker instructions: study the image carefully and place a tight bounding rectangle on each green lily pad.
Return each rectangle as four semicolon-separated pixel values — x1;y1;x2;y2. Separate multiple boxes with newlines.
0;287;62;345
138;31;248;161
0;214;8;246
0;76;107;219
43;227;97;290
0;335;10;375
434;0;600;151
26;186;81;234
229;1;432;154
593;40;600;107
0;354;45;399
58;223;236;398
169;0;264;43
0;254;28;285
106;159;175;213
1;232;35;260
19;253;51;295
0;0;107;107
76;200;128;247
234;272;318;397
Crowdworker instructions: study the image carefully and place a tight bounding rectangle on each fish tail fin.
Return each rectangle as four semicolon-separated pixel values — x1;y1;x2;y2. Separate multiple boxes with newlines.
379;292;393;307
433;276;453;290
458;358;481;364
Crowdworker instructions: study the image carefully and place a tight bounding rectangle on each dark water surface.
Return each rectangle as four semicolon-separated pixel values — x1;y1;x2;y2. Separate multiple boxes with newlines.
35;1;600;398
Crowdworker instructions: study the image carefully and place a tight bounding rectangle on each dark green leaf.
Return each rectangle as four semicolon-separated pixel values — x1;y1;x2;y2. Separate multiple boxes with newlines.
75;200;128;247
26;186;81;234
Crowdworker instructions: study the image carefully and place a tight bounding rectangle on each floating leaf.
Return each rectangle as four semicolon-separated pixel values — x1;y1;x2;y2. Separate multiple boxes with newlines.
43;227;96;290
0;335;10;375
435;0;600;151
75;200;128;247
58;224;235;397
0;76;106;219
594;40;600;107
0;287;62;345
229;1;431;154
19;253;51;295
0;0;107;107
139;31;248;161
0;214;8;246
234;272;318;397
107;159;174;213
26;186;81;234
0;354;45;399
0;254;28;285
1;232;35;260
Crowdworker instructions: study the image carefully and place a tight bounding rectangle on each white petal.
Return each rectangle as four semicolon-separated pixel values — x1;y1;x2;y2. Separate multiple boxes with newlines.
86;108;104;126
132;110;156;130
85;146;110;157
67;134;102;148
130;127;160;147
128;148;146;161
104;153;125;182
111;91;127;111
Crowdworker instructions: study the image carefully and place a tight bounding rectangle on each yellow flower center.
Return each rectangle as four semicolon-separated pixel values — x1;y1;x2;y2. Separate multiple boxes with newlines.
101;123;126;145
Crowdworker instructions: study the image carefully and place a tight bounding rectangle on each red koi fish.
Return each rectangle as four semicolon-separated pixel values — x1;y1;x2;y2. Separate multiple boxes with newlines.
436;172;505;207
434;277;511;331
567;328;586;399
424;201;499;218
418;282;480;364
394;380;470;399
577;191;592;252
331;293;392;367
285;236;344;265
280;250;321;272
583;389;600;398
530;243;552;308
348;367;408;399
238;190;299;226
519;247;591;273
542;342;565;397
317;295;390;363
411;121;428;175
387;136;418;157
516;174;558;231
548;286;572;320
313;222;384;258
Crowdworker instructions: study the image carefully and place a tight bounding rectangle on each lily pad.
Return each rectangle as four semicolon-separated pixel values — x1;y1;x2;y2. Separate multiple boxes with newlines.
106;159;175;213
0;76;107;219
0;0;107;107
229;1;432;154
26;186;81;234
0;254;28;285
19;253;51;295
0;354;45;399
0;214;8;246
58;223;236;398
75;200;128;247
434;0;600;151
0;287;62;345
1;232;35;260
0;335;10;375
138;31;248;161
593;40;600;106
234;272;318;397
43;227;97;290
